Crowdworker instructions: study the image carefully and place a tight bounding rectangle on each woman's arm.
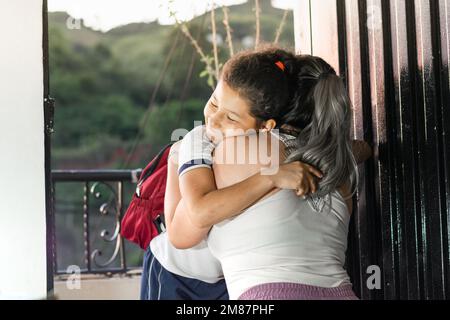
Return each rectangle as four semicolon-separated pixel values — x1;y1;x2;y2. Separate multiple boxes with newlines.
352;140;372;164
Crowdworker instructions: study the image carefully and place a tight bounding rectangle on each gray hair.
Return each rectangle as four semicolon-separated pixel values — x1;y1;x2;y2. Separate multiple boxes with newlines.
285;55;358;199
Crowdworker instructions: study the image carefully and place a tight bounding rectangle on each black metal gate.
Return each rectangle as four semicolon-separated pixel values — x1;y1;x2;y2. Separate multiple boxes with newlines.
295;0;450;300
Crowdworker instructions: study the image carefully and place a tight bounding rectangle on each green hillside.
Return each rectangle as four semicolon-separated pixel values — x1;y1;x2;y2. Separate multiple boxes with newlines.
49;1;295;169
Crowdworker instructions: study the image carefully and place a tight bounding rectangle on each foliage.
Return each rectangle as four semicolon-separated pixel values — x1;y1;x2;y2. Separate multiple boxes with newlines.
49;3;294;168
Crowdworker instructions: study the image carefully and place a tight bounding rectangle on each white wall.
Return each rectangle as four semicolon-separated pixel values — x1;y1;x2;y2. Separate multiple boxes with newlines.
0;0;48;299
293;0;312;55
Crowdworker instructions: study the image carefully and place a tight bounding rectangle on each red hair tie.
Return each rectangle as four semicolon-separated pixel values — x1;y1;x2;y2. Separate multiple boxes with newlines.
275;61;285;72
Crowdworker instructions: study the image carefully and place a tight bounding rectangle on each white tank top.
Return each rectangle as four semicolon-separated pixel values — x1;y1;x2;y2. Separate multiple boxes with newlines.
207;189;352;299
150;232;224;283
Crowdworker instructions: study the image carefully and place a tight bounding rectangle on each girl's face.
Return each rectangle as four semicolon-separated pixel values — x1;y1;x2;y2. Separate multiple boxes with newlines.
204;80;268;141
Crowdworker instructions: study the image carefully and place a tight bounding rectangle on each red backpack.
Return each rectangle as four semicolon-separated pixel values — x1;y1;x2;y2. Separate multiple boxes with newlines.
120;143;173;250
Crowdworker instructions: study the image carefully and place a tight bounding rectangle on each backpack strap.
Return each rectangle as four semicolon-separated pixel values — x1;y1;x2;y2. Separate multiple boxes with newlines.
138;142;174;185
135;143;173;198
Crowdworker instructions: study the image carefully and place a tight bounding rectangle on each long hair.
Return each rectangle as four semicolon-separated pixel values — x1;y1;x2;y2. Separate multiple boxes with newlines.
284;55;358;198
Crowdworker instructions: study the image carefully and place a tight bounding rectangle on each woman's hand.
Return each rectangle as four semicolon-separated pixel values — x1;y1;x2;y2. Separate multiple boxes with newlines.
268;161;323;196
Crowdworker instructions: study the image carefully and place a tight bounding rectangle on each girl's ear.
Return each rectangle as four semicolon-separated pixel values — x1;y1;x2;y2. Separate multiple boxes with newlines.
260;119;277;132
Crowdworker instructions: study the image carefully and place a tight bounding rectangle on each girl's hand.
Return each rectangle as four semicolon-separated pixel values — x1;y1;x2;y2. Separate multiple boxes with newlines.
268;161;323;196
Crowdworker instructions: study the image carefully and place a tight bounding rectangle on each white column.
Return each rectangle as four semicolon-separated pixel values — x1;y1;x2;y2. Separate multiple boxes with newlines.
0;0;48;299
294;0;312;55
293;0;340;74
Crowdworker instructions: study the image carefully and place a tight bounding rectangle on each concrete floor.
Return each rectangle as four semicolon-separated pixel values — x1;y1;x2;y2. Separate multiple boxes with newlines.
53;273;141;300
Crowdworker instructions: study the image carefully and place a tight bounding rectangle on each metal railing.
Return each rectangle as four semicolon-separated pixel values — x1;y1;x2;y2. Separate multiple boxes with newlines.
51;169;142;275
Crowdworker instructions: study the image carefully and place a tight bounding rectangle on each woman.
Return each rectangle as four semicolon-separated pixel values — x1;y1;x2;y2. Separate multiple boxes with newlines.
169;47;365;299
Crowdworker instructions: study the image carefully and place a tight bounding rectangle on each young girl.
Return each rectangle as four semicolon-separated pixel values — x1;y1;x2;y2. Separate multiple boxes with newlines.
168;47;366;299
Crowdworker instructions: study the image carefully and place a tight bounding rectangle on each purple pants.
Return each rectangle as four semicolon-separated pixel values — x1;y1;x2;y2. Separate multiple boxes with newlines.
238;282;359;300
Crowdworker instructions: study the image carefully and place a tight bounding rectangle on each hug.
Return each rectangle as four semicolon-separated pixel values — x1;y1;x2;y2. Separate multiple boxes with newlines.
140;45;372;300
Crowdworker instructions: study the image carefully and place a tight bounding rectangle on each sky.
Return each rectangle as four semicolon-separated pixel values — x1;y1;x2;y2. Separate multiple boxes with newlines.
48;0;295;32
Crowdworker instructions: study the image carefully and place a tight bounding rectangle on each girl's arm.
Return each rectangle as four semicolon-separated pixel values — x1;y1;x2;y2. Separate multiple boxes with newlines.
172;138;367;230
169;137;366;249
178;134;322;229
170;136;319;249
164;141;210;247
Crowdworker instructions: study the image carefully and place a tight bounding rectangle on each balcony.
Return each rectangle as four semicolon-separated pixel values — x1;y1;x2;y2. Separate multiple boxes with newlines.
51;169;143;299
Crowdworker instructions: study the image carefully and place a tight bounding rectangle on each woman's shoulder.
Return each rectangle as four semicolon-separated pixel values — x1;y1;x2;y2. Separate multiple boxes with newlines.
213;132;285;166
212;133;286;189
